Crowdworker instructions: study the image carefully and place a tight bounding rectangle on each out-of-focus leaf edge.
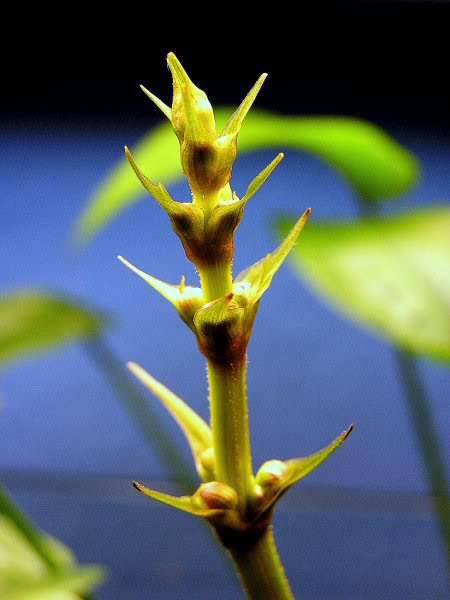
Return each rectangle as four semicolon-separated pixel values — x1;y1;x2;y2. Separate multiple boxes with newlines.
73;109;420;244
0;290;110;368
275;208;450;365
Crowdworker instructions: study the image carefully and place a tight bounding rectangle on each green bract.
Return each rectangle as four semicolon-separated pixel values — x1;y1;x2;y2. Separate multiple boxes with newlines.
74;109;419;243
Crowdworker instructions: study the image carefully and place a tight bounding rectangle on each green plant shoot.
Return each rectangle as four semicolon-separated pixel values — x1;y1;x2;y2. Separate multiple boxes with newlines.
122;53;353;599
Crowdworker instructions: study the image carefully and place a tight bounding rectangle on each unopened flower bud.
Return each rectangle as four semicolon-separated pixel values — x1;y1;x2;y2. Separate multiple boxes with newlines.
193;294;248;364
255;460;289;489
197;481;238;510
166;53;267;204
167;53;231;199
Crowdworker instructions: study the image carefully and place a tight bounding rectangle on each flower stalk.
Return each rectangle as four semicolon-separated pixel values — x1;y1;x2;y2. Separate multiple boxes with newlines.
207;356;254;516
121;52;353;599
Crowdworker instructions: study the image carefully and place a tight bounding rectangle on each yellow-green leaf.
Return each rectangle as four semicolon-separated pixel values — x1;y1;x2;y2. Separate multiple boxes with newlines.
74;109;419;243
0;514;105;600
277;208;450;364
254;426;353;518
235;209;311;303
132;481;224;518
127;362;212;478
0;290;107;367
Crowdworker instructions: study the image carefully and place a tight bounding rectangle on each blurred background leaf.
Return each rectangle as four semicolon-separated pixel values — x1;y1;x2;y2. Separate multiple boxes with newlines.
0;501;104;600
0;291;107;367
0;290;196;490
74;110;419;243
276;207;450;364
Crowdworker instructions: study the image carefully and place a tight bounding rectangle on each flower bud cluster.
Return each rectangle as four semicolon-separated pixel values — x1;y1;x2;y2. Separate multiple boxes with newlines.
167;53;266;205
125;54;351;539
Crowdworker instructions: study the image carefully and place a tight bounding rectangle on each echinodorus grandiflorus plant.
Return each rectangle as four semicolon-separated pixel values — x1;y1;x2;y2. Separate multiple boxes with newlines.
119;52;353;599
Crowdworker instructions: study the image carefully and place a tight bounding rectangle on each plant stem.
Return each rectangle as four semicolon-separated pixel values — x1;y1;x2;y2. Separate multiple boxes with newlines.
199;262;233;302
199;262;294;599
83;336;197;493
199;261;254;513
229;526;294;600
208;357;254;515
395;350;450;568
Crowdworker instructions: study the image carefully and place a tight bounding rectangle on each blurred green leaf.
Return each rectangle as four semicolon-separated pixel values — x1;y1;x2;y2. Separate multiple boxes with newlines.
0;514;105;600
74;109;419;243
277;207;450;364
0;291;107;366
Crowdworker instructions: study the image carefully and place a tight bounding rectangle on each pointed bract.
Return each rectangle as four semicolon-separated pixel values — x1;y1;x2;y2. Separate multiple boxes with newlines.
240;153;284;207
167;52;216;145
118;256;203;307
234;208;311;302
133;481;224;517
140;85;172;121
124;146;176;212
222;73;268;137
118;255;203;328
128;362;212;479
285;425;354;486
254;425;354;519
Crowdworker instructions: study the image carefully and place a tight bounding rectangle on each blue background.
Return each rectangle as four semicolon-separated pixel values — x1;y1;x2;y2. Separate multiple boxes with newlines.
1;119;449;598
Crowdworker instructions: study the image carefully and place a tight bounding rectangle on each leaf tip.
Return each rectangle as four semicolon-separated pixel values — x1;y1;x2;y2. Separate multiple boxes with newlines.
132;480;143;492
343;424;355;440
127;361;139;374
117;255;133;271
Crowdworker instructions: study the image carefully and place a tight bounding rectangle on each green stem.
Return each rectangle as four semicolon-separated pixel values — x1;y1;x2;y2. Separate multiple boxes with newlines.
395;350;450;568
199;262;293;598
199;262;233;302
199;261;254;513
83;336;197;494
229;527;294;600
208;357;254;515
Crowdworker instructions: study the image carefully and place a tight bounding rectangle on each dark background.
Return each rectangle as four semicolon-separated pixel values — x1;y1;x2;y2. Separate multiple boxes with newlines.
3;1;449;126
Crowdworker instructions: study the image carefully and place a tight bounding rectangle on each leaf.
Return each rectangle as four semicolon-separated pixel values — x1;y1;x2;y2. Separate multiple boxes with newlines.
238;152;284;208
234;209;311;302
132;481;224;518
277;208;450;363
0;514;105;600
0;290;107;366
221;75;267;137
118;256;204;323
0;485;69;572
127;362;212;475
284;425;354;486
74;109;419;243
255;426;353;518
